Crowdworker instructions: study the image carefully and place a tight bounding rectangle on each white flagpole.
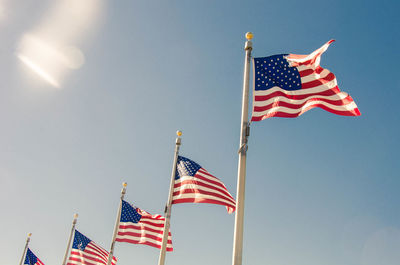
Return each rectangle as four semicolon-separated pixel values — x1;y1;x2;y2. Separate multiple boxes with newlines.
232;32;253;265
62;213;78;265
158;130;182;265
19;232;32;265
107;182;127;265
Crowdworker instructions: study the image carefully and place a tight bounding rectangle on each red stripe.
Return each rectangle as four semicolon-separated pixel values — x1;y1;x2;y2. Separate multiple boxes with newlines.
254;86;340;101
176;169;234;200
87;244;109;259
196;169;233;192
172;184;236;205
254;94;356;112
70;250;107;264
123;219;165;228
117;231;172;241
116;230;165;242
119;223;165;232
301;72;335;89
298;66;323;77
251;104;361;121
172;198;235;213
115;238;173;251
68;254;104;265
117;228;171;238
174;177;235;202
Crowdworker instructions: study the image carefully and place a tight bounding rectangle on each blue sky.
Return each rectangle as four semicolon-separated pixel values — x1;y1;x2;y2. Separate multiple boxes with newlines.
1;0;399;265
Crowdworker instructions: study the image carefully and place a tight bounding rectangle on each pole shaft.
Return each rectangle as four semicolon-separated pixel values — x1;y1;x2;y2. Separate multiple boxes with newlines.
158;135;181;265
62;217;78;265
107;185;127;265
232;39;252;265
19;234;31;265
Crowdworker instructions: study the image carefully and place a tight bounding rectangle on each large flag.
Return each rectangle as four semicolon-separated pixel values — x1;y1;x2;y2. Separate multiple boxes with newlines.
67;230;117;265
24;248;45;265
172;156;236;214
115;200;173;251
251;40;361;120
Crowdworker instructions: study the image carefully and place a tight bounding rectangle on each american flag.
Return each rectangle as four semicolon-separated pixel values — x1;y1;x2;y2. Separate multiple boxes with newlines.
172;156;236;214
24;248;45;265
251;40;361;120
116;200;173;251
67;230;117;265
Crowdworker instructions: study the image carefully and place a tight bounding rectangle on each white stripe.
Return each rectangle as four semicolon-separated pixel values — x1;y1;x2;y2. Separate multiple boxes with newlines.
300;68;331;83
132;217;166;225
173;181;235;203
116;235;172;248
173;191;236;206
253;100;358;117
253;91;349;107
119;221;165;230
254;78;338;97
175;171;233;196
67;259;116;265
86;244;109;261
286;41;332;66
117;235;172;246
174;175;234;201
118;225;166;238
69;251;107;264
175;174;231;196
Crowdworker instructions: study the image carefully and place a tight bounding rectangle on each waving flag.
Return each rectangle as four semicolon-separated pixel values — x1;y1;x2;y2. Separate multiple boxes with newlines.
116;200;173;251
67;230;117;265
172;156;236;213
251;40;360;120
24;248;45;265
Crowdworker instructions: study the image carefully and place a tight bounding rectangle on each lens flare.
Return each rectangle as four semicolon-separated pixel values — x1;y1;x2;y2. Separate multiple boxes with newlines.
17;54;60;88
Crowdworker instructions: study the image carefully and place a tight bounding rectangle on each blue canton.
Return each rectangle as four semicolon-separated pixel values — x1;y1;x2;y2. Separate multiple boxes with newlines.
120;200;142;223
254;54;301;91
24;248;38;265
175;156;201;180
72;230;91;250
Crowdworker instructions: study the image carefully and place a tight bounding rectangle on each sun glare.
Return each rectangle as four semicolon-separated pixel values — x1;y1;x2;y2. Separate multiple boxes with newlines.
16;0;102;88
17;54;60;88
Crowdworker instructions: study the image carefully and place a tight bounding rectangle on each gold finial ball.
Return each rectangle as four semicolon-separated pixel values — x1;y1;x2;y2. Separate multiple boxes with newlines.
245;32;253;40
122;182;128;187
176;130;182;137
28;233;32;237
73;213;79;219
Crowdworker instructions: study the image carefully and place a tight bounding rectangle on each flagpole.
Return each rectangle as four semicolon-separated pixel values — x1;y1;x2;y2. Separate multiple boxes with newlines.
232;32;253;265
158;130;182;265
19;233;32;265
62;213;78;265
107;182;127;265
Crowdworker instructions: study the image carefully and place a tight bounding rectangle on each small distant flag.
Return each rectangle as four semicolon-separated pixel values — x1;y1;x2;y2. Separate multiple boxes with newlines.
24;248;45;265
116;200;173;251
251;40;360;120
67;230;117;265
172;156;236;214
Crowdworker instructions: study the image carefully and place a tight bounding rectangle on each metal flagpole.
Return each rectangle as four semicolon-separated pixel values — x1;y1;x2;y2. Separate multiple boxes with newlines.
232;32;253;265
158;130;182;265
107;182;127;265
19;232;32;265
62;213;78;265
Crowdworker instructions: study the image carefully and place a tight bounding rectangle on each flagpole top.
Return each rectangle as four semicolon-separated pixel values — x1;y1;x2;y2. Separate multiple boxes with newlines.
245;32;253;40
176;130;182;137
122;182;128;188
73;213;79;219
27;233;32;237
